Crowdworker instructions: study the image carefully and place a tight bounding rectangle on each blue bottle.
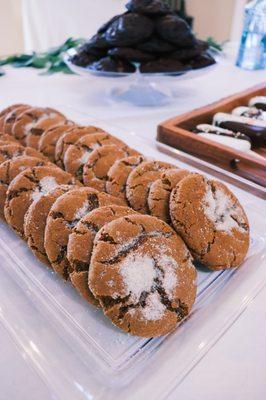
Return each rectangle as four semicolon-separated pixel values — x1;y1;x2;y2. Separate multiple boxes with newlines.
236;0;266;70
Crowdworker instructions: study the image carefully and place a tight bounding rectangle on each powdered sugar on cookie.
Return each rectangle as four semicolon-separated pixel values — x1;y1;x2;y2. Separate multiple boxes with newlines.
142;292;166;321
31;176;59;201
74;201;90;220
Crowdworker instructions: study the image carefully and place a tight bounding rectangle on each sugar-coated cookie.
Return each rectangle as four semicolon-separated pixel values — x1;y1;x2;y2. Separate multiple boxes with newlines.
2;105;30;135
0;143;48;164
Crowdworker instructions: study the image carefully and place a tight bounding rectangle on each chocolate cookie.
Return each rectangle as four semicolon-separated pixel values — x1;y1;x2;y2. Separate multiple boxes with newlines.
0;143;48;165
108;47;155;63
24;185;80;265
88;57;136;73
44;188;123;280
126;160;173;213
38;123;75;162
64;132;129;180
140;57;189;73
137;35;175;54
68;205;138;306
170;174;250;270
55;126;103;168
0;156;49;220
83;145;139;191
71;50;99;68
156;15;196;47
126;0;170;15
4;166;77;237
12;107;66;147
148;169;191;223
89;214;197;337
2;105;30;135
189;53;216;69
106;155;147;201
105;13;154;46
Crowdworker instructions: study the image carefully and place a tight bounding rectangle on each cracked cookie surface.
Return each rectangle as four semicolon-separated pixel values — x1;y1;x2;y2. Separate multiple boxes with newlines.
170;174;250;270
106;155;147;201
0;143;48;164
44;187;124;280
126;160;174;213
89;214;197;337
24;184;80;265
68;205;138;306
0;133;19;144
4;166;77;237
2;105;30;135
83;145;139;191
148;169;190;223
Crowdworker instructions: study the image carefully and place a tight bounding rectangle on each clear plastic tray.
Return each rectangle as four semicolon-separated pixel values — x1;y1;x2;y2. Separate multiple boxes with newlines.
0;108;265;400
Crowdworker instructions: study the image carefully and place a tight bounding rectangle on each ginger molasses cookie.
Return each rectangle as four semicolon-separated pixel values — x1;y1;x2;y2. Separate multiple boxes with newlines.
68;205;138;306
55;126;104;168
12;107;66;147
38;122;75;162
0;133;19;144
0;104;28;120
89;214;197;337
4;166;77;237
0;156;50;220
64;132;129;180
24;185;80;265
0;143;48;165
148;169;191;223
83;145;139;191
44;188;123;280
170;174;250;270
106;155;147;201
2;105;30;135
126;160;174;213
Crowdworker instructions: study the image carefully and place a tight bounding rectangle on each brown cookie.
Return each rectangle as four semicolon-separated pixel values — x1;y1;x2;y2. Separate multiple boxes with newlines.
4;166;77;237
2;105;31;135
89;214;197;337
83;145;139;191
106;155;147;201
0;139;19;147
170;174;250;270
0;133;20;144
64;132;129;181
44;188;124;280
24;185;80;265
38;123;76;162
68;205;138;306
126;160;174;213
0;156;50;220
55;126;104;168
148;169;191;223
0;104;28;120
0;143;48;164
12;107;66;147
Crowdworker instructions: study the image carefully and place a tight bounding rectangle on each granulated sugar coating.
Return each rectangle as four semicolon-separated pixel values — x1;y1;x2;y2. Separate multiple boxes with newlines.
31;176;59;202
170;174;250;270
89;214;197;337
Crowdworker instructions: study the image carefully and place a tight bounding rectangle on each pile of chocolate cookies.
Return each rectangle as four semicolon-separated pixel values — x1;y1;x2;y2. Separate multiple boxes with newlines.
0;103;249;338
71;0;216;73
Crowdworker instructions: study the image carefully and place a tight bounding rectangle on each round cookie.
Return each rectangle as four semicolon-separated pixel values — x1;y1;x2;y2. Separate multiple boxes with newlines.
12;107;66;147
24;185;80;265
126;160;174;213
83;145;139;191
0;139;19;147
0;133;20;144
68;205;138;306
63;132;129;180
0;104;28;119
0;156;50;220
38;123;76;162
106;155;147;201
44;188;124;280
2;105;30;135
89;214;197;337
148;169;191;223
170;174;250;270
55;126;104;168
0;143;48;165
4;166;77;237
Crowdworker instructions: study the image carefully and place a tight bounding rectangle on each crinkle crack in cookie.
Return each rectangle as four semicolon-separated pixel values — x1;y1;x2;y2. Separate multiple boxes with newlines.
83;145;139;191
170;174;250;270
89;214;197;337
148;169;191;223
38;122;76;162
24;185;80;265
12;107;66;148
44;188;124;280
64;132;130;181
0;104;28;121
2;105;30;135
106;155;147;201
55;126;104;168
68;205;138;306
0;143;48;164
126;160;174;213
0;156;50;220
4;166;77;237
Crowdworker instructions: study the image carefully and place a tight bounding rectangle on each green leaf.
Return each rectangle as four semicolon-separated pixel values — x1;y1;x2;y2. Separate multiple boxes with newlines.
206;37;223;52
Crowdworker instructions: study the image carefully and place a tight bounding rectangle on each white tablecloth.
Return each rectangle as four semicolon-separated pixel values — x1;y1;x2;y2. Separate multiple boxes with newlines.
0;62;265;400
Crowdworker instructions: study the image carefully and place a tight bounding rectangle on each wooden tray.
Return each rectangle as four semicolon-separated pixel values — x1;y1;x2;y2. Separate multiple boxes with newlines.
157;83;266;187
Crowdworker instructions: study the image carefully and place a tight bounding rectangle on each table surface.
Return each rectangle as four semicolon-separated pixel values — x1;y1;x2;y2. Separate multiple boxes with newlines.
0;61;266;400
